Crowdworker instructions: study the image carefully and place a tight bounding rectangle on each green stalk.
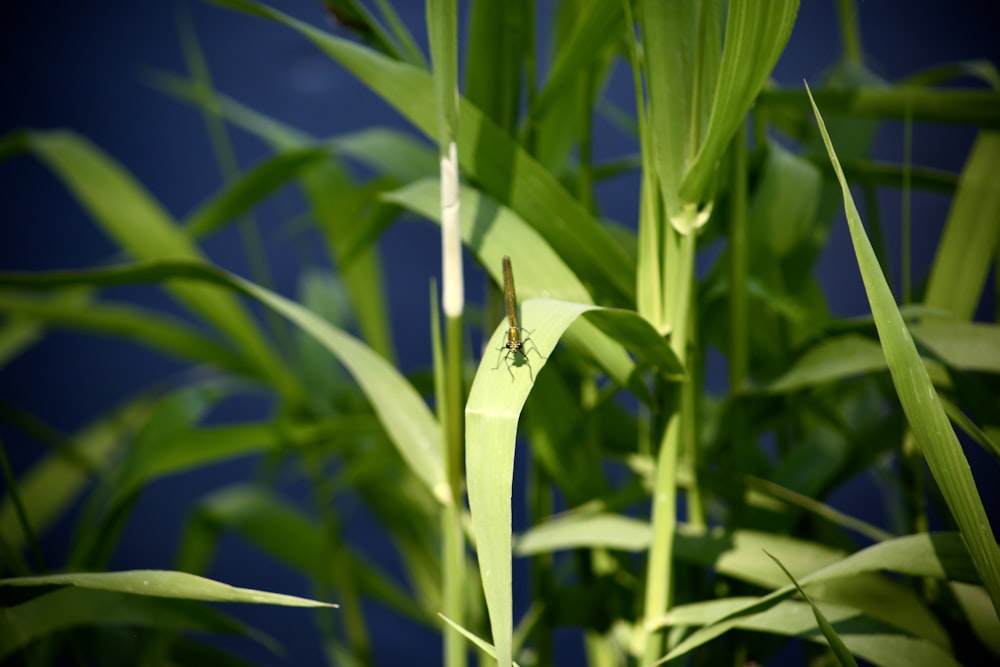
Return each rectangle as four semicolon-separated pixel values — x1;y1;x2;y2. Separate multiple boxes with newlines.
427;1;465;665
442;487;465;667
621;0;663;330
728;128;748;393
682;310;704;529
901;101;913;304
726;128;749;524
577;70;596;214
642;227;696;663
835;0;863;64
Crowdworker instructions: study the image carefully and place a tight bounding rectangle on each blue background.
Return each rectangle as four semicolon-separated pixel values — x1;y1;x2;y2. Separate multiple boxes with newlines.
1;1;998;665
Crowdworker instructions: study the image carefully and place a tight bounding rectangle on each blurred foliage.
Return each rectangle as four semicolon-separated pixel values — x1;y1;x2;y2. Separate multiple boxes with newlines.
1;1;998;666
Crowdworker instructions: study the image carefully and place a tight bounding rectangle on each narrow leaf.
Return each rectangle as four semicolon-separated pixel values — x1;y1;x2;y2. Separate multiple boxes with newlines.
765;550;860;667
0;588;280;659
207;0;636;304
807;82;1000;614
0;261;447;504
0;570;334;606
923;132;1000;319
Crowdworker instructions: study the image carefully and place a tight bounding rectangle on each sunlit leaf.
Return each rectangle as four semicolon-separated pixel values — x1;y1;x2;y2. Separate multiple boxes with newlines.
807;82;1000;612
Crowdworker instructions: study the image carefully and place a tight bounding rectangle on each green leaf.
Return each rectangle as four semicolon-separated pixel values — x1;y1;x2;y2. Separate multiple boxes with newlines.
183;146;332;239
680;0;800;204
206;0;635;304
515;514;651;554
147;69;400;363
658;530;979;661
0;587;280;660
332;127;437;182
749;142;822;259
465;298;687;667
385;179;667;401
663;598;961;667
766;335;902;393
0;289;88;369
807;82;1000;614
0;129;301;403
529;0;624;120
912;320;1000;373
439;613;523;667
767;321;1000;394
923;132;1000;319
464;1;527;133
639;0;721;223
0;397;151;553
0;291;254;378
427;0;458;150
758;88;1000;128
765;550;860;667
0;260;447;504
0;569;334;606
116;419;352;501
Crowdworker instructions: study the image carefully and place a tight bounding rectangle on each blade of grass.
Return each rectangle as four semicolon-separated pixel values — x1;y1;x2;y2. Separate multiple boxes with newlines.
679;0;799;205
0;260;447;504
182;146;333;239
207;0;636;304
657;530;977;661
0;570;335;606
638;0;720;224
923;131;1000;319
806;81;1000;615
529;0;623;121
758;88;1000;128
0;397;152;554
466;298;685;667
663;598;961;667
384;179;667;401
0;129;301;404
465;1;528;133
0;292;255;378
765;549;860;667
439;613;523;667
146;69;399;361
0;587;281;660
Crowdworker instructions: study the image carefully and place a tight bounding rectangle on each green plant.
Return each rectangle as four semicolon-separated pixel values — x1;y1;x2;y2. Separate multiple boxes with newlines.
2;1;999;666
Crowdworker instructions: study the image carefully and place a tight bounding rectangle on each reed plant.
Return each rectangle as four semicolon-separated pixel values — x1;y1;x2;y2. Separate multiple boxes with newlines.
1;1;998;665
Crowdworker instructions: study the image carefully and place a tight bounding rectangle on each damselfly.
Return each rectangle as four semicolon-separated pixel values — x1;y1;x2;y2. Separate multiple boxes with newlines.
493;255;543;380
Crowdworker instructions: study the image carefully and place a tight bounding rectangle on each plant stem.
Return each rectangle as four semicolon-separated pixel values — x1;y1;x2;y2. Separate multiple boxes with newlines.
642;227;695;663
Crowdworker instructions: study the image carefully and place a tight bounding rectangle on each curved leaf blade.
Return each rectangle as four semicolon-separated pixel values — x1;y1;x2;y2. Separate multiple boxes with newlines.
923;131;1000;319
0;587;281;660
0;292;254;377
680;0;800;203
807;83;1000;614
664;598;961;667
766;550;860;667
0;260;447;504
0;569;334;607
206;0;635;304
466;298;684;667
0;129;300;402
